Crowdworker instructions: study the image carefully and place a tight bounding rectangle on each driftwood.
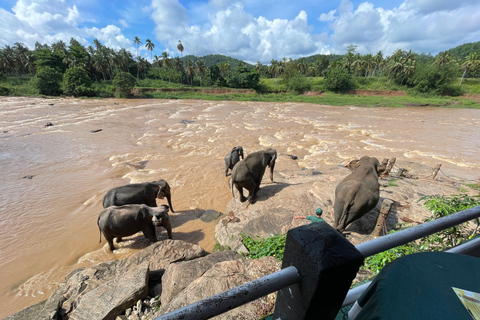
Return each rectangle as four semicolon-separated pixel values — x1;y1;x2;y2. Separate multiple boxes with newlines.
380;158;396;178
429;164;442;179
373;199;393;237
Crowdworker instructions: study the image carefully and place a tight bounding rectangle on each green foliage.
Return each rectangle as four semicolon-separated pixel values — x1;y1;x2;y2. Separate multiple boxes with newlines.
446;41;480;61
31;66;62;95
323;67;355;92
34;49;66;73
62;67;93;97
226;66;260;89
466;183;480;191
241;233;286;260
419;194;480;248
0;86;10;96
363;238;419;274
213;242;231;252
408;62;461;95
112;72;136;98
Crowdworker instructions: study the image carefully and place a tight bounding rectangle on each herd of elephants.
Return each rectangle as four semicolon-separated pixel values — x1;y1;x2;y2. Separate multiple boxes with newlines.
98;146;384;251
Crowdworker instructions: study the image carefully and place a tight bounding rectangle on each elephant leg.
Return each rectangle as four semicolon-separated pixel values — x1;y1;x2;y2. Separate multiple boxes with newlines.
243;179;258;204
234;183;247;202
162;220;173;239
104;234;116;251
142;225;158;243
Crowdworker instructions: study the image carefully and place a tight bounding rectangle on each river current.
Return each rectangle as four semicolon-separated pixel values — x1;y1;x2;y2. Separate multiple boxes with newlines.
1;96;479;318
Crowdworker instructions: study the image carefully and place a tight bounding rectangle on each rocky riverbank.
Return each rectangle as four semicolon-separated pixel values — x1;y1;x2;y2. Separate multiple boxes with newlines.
7;157;477;320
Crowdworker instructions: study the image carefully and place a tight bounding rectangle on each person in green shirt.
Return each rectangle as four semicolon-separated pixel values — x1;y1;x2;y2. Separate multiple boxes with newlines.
293;208;325;223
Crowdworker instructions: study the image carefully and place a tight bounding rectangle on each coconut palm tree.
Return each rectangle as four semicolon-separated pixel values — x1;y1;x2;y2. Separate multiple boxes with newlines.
133;36;141;58
145;39;155;61
460;52;479;86
435;51;451;67
161;51;171;83
185;59;195;85
177;40;184;57
195;59;207;86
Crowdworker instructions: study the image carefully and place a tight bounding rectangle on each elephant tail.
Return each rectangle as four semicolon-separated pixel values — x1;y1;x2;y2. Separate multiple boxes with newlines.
98;217;102;244
231;179;235;199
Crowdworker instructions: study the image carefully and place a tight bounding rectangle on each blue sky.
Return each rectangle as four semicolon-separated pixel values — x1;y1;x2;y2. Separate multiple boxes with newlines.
0;0;479;64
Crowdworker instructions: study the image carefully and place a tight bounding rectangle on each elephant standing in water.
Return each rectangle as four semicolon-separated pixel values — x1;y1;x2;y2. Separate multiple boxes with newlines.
224;146;244;176
102;179;174;213
333;156;385;233
98;204;172;251
231;148;277;204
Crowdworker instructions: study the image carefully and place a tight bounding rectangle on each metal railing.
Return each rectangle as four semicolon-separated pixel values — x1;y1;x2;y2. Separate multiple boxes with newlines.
155;205;480;320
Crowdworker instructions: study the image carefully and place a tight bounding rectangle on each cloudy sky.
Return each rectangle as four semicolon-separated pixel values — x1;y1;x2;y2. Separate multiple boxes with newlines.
1;0;479;63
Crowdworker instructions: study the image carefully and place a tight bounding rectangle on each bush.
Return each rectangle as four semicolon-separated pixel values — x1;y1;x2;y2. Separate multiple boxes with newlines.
31;66;62;95
0;86;10;96
408;63;461;95
113;72;136;98
226;66;260;89
323;67;355;92
63;67;93;97
241;233;286;260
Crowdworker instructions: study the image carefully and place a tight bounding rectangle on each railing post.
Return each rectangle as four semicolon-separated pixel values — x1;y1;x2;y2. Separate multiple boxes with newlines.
272;222;364;320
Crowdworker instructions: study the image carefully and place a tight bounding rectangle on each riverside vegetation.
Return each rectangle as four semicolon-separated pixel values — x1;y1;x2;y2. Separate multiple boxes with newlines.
1;39;480;107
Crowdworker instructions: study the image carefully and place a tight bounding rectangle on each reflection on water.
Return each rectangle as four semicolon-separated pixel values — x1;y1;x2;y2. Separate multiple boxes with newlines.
1;97;480;318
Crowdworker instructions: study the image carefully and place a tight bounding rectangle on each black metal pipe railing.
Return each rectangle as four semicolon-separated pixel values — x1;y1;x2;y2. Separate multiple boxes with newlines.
156;205;480;319
155;266;300;320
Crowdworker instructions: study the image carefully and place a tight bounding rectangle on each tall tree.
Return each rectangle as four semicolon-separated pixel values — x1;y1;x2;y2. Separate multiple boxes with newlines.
133;36;141;58
460;52;479;85
195;59;207;86
162;51;171;83
177;40;184;56
185;59;195;85
145;39;155;61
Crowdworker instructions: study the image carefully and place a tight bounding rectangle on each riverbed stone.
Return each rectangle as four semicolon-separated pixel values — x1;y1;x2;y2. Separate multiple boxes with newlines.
161;250;242;305
155;256;281;319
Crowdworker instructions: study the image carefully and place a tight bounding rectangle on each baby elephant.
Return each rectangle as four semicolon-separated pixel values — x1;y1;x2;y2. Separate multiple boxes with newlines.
98;204;172;251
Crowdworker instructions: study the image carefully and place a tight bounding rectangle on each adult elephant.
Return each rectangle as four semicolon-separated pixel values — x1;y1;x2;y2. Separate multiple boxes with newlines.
333;156;384;233
224;146;244;176
231;148;277;204
98;204;172;251
102;179;174;213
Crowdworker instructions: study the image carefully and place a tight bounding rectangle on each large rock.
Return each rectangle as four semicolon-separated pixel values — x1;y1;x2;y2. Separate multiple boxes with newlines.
161;250;242;306
7;240;205;320
156;256;281;319
68;262;149;320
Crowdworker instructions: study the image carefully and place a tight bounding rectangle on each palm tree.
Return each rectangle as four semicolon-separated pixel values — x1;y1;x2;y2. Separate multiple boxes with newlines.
133;36;141;58
435;52;451;67
145;39;155;61
195;59;207;86
460;52;479;86
177;40;184;57
162;51;171;82
185;59;195;85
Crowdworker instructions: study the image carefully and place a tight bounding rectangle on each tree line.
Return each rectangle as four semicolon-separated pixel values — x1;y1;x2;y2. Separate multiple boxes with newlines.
0;37;479;97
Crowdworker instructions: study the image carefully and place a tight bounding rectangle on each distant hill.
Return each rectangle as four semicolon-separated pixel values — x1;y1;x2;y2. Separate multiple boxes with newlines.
180;54;254;69
445;41;480;60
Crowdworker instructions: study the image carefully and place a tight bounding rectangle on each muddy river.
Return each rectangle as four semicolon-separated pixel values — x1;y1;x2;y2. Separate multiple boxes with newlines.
1;97;479;318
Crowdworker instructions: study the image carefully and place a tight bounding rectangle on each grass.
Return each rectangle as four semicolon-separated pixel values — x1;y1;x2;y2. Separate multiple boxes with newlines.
2;75;480;109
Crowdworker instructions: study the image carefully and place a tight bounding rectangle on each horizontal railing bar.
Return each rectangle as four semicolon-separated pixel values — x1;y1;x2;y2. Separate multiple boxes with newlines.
154;265;301;320
356;205;480;258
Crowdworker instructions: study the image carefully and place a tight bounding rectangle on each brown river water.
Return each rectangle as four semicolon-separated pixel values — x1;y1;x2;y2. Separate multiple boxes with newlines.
1;96;479;318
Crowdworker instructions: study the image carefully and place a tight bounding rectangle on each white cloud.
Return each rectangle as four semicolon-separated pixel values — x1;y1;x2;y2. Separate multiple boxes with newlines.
149;0;329;63
319;10;336;22
119;19;129;28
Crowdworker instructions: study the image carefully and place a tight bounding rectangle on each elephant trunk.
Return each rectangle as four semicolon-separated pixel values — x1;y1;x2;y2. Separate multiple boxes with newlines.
167;194;174;213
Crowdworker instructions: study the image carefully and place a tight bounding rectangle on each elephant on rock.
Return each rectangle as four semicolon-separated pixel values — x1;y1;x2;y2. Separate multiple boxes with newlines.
333;156;385;233
231;148;277;204
103;179;174;212
224;146;244;176
98;204;172;251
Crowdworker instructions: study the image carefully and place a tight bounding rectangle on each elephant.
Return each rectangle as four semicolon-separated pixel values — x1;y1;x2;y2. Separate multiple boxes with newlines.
333;156;385;233
102;179;174;212
98;204;172;251
224;146;244;176
231;148;277;204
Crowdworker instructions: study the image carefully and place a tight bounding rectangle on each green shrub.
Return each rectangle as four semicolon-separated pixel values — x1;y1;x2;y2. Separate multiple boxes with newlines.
226;66;260;89
0;86;10;96
31;66;62;96
241;233;286;260
323;67;355;92
113;72;136;98
63;67;93;97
